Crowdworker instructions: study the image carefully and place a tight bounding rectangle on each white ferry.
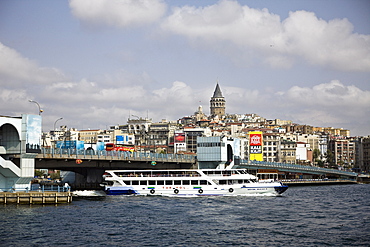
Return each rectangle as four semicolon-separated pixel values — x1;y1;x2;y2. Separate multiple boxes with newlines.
101;169;288;196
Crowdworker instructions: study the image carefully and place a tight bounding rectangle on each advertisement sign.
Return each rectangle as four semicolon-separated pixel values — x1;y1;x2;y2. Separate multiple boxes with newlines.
249;131;263;161
250;133;262;146
56;140;85;150
25;114;42;153
174;133;185;143
116;135;124;144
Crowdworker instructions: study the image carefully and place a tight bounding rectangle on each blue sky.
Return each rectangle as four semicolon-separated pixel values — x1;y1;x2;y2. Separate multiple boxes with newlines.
0;0;369;136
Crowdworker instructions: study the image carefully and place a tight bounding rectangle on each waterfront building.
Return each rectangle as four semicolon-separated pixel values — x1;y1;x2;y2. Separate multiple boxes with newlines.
183;127;212;153
297;133;320;153
210;83;226;117
197;136;241;169
104;129;135;146
96;131;113;144
318;135;328;161
79;129;101;144
147;120;177;153
121;117;153;148
354;136;370;173
296;142;311;164
280;139;297;164
328;138;355;170
320;127;350;137
262;133;280;163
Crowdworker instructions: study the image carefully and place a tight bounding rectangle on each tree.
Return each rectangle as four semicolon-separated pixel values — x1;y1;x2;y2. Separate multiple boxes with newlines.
325;150;336;168
313;148;321;166
34;169;45;178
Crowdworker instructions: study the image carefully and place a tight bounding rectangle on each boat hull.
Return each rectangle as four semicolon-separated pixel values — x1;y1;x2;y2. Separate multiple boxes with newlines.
104;183;287;196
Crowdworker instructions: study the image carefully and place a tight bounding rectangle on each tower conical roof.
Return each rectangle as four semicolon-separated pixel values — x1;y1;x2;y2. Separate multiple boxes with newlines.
212;83;223;98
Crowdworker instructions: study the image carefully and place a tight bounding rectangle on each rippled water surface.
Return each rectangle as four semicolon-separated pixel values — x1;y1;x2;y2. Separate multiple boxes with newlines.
1;184;369;246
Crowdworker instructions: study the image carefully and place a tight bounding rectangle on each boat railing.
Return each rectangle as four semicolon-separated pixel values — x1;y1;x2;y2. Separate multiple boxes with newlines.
113;173;201;178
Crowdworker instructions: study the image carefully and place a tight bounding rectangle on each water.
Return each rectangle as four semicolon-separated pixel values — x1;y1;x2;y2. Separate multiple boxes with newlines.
1;184;369;246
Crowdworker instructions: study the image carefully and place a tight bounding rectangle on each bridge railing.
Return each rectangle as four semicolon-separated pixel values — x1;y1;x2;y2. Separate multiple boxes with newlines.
239;160;357;177
39;148;196;163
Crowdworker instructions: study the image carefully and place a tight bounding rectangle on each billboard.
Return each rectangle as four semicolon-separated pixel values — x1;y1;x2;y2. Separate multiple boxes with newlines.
249;131;263;161
25;114;42;153
116;135;124;144
56;140;85;150
174;133;185;143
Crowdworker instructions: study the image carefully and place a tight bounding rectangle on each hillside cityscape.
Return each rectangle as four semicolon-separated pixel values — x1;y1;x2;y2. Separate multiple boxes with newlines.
43;84;370;174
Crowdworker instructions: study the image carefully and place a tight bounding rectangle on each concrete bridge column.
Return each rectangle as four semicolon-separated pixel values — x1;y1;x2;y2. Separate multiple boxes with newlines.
20;154;37;177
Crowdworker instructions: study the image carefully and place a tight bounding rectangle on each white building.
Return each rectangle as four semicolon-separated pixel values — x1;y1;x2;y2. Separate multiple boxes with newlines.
197;136;241;169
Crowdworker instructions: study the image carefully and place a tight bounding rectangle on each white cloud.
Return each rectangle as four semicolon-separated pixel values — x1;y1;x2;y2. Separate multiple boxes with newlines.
272;80;370;133
282;80;370;108
162;0;370;71
69;0;167;28
1;41;368;136
282;11;370;71
0;42;65;86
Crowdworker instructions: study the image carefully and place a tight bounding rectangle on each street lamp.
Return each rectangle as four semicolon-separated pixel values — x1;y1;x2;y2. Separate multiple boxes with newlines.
29;100;43;115
54;117;63;131
53;117;63;148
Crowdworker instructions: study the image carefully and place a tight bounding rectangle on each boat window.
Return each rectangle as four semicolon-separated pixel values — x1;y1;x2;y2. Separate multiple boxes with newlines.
165;180;172;185
140;181;147;185
219;180;227;185
238;180;243;184
132;181;139;185
186;171;199;177
182;180;190;185
200;180;208;185
174;180;181;185
244;180;250;183
149;180;155;185
157;180;164;185
191;180;198;185
123;180;131;185
222;171;231;176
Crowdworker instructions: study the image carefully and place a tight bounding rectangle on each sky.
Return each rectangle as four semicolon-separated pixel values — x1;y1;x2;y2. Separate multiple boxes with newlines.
0;0;369;136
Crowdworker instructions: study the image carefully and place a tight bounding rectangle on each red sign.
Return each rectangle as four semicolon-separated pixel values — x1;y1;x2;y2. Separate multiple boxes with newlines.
174;133;185;143
250;134;262;146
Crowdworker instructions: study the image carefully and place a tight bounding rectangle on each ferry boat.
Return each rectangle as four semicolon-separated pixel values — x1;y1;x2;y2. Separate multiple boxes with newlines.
101;169;288;196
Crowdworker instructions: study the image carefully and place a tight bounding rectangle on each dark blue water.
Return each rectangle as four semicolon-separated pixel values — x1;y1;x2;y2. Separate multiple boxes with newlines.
1;184;369;246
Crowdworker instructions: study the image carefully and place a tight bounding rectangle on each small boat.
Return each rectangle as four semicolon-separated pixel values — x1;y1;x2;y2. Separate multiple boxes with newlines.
72;190;106;197
101;169;288;196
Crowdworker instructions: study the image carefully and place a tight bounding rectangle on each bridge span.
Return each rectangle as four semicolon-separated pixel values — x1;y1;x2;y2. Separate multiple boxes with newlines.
12;149;197;190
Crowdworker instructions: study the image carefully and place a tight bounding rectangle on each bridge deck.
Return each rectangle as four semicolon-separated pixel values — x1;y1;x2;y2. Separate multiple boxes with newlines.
35;149;196;164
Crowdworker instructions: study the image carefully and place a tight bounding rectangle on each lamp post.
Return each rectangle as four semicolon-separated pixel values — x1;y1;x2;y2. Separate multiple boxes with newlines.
29;100;43;115
54;117;63;131
53;118;63;149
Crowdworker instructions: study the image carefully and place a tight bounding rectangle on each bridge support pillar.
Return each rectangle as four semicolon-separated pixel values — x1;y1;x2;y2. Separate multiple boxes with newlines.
20;155;36;177
72;168;105;190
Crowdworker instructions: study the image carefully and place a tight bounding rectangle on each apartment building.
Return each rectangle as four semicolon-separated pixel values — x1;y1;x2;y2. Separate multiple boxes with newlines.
280;140;297;164
354;136;370;173
328;138;355;169
262;133;280;162
183;127;212;153
78;129;101;143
